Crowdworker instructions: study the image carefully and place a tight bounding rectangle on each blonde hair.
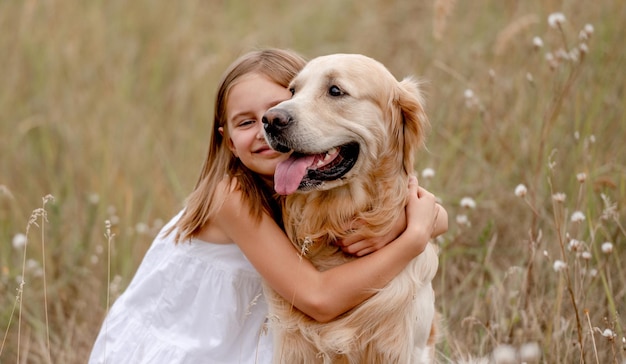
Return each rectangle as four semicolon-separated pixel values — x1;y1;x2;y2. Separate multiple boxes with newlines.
173;48;307;243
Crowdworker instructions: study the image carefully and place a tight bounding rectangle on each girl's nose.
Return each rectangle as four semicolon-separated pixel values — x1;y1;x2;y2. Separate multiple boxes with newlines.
255;123;265;140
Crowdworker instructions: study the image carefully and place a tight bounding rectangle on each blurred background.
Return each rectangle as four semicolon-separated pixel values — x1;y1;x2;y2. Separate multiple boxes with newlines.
1;0;624;362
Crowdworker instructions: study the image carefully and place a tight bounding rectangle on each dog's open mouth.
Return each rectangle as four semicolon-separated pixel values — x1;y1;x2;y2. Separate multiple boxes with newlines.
274;142;359;195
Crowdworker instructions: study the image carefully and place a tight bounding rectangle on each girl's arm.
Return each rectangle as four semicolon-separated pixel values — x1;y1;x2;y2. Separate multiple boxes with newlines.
338;202;448;256
214;176;438;323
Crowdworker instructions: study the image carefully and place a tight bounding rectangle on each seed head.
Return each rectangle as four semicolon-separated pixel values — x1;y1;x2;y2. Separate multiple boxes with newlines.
552;192;566;202
581;24;594;40
492;344;516;364
548;12;566;29
568;239;582;251
570;211;585;223
12;233;27;250
88;193;100;204
519;342;541;362
601;242;614;254
515;184;527;197
600;328;617;339
421;168;435;179
553;260;567;272
460;197;476;209
532;36;544;49
456;214;470;227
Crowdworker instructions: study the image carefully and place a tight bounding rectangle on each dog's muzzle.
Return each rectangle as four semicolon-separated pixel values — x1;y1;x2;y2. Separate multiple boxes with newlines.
262;108;292;153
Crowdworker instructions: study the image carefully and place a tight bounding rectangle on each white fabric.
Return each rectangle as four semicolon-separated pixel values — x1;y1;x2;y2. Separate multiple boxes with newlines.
89;212;273;364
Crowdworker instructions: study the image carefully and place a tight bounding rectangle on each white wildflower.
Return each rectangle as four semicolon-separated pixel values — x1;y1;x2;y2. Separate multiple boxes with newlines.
569;48;580;62
581;251;592;260
492;344;516;364
576;172;587;183
601;242;614;254
600;328;616;339
25;259;43;277
109;215;120;226
526;72;534;83
588;268;598;277
555;48;570;61
553;260;567;272
548;12;566;29
456;214;470;227
109;275;124;298
580;24;594;39
519;342;541;363
421;168;435;179
88;193;100;204
579;43;589;54
552;192;566;202
135;222;149;234
26;259;39;270
514;184;527;197
464;89;474;99
460;197;476;209
12;233;27;250
568;239;581;251
570;211;586;222
532;36;544;48
579;30;589;41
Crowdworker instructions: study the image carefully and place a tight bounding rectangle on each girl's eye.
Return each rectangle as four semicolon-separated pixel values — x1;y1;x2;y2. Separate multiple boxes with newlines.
329;85;343;97
239;119;254;127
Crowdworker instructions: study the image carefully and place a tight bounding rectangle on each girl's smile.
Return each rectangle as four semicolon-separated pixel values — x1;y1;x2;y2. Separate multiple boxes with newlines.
222;72;293;184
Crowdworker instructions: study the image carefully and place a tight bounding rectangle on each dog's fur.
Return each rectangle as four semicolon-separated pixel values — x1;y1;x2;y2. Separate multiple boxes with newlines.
262;54;439;364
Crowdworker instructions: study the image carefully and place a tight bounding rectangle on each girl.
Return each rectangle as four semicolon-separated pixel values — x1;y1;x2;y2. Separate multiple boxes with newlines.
89;48;447;364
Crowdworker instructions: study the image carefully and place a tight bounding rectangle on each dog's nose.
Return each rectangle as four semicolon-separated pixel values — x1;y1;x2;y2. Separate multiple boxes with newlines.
262;109;291;131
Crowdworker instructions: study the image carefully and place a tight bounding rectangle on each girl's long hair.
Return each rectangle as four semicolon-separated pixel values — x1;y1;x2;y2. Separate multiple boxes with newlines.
172;48;306;243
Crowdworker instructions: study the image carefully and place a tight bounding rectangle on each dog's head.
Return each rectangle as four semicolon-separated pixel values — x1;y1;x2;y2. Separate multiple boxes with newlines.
263;54;428;195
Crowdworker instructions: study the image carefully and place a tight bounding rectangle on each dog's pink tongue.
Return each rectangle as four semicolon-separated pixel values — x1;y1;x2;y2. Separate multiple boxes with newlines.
274;154;316;195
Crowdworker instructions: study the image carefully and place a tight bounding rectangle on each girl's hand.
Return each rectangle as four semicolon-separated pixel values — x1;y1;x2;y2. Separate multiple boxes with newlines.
403;176;440;256
337;213;407;256
336;176;448;256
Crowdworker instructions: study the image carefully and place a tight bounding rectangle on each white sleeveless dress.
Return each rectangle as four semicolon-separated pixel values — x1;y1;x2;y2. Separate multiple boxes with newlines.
89;212;273;364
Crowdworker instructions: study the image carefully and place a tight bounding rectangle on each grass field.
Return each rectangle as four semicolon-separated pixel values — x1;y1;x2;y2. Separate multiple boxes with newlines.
1;0;625;363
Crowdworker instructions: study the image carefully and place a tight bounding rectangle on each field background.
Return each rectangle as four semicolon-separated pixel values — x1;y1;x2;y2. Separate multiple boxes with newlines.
1;0;624;363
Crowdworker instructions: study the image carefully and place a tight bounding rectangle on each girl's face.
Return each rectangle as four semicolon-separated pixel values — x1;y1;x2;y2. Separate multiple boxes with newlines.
222;72;292;185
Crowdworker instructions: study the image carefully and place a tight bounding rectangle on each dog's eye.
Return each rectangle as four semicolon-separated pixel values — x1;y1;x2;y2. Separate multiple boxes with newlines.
289;88;295;96
329;85;344;97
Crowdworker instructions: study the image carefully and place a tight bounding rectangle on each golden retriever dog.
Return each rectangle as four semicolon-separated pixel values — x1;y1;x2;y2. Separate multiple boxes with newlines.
262;54;439;364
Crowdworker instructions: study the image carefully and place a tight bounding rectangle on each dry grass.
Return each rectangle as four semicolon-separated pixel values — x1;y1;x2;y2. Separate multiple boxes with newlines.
1;0;624;363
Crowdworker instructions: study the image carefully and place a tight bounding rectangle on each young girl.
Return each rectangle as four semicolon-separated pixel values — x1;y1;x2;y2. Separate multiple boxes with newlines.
89;48;447;364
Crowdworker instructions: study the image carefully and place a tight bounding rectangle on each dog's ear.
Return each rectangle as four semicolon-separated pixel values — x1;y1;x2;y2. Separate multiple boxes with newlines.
393;77;429;174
